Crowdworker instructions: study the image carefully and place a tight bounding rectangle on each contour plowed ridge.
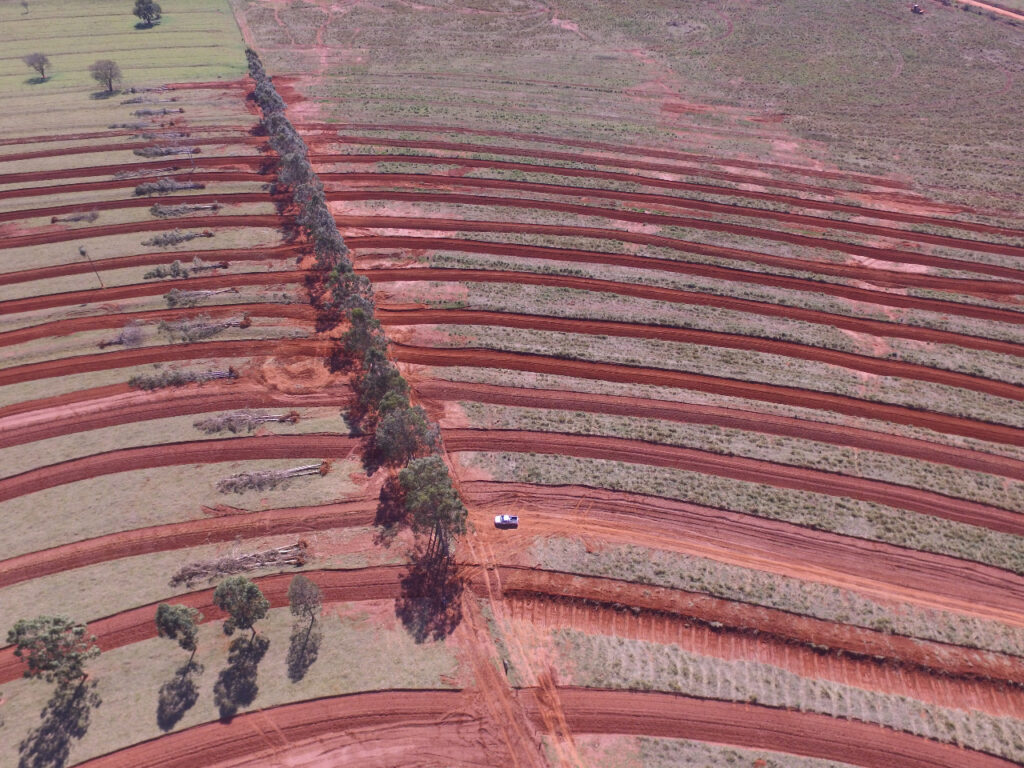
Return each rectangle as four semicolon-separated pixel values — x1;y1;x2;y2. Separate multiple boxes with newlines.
392;345;1024;446
0;434;358;504
443;428;1022;533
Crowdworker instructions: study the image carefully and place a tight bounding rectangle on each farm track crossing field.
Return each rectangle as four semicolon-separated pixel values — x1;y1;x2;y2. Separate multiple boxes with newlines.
1;0;1022;765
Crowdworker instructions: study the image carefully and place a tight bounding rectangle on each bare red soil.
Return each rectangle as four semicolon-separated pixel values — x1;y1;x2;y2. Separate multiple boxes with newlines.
0;192;275;224
336;217;1024;295
329;192;1024;280
316;157;1022;237
349;236;1024;324
367;267;1023;357
322;124;914;189
0;136;262;164
393;345;1024;446
0;434;358;504
0;270;304;315
0;156;266;185
378;308;1024;401
0;245;299;287
0;338;328;388
328;172;1024;256
71;688;1020;768
0;380;350;449
0;499;374;590
418;380;1024;478
0;171;268;202
0;303;313;347
0;214;287;250
444;428;1022;534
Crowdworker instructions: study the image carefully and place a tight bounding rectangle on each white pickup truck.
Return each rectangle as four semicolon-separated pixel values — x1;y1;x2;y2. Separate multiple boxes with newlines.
494;514;519;529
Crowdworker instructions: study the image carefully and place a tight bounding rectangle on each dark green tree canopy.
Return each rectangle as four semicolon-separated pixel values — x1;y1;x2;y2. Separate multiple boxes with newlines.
155;603;203;654
398;456;468;556
89;59;122;92
371;404;439;468
6;616;99;687
213;576;270;638
133;0;162;26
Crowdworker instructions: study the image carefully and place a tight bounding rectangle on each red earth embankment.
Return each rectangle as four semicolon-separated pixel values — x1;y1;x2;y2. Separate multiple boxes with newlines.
379;307;1024;400
348;236;1024;323
365;267;1024;357
443;428;1023;533
0;434;358;504
392;345;1024;446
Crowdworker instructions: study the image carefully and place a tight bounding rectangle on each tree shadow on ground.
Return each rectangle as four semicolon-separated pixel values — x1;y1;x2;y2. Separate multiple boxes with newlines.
213;635;269;721
373;475;406;548
156;662;203;731
24;76;47;85
395;547;464;644
89;90;119;100
286;623;322;682
134;21;161;29
18;681;101;768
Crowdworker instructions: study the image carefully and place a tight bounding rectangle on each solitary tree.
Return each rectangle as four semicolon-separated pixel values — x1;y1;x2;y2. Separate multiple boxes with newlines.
6;616;99;690
213;576;269;644
89;59;122;93
22;53;50;80
155;604;203;666
133;0;162;26
286;575;322;681
398;456;468;561
288;575;321;638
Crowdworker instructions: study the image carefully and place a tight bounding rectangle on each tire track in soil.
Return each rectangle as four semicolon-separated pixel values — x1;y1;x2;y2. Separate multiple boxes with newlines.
0;191;278;224
0;380;350;449
0;244;300;287
328;192;1024;280
366;267;1024;357
465;483;1024;624
0;136;264;164
336;218;1024;296
0;434;360;505
0;214;288;250
0;170;268;203
0;303;314;348
0;156;266;186
506;592;1024;717
377;307;1024;401
325;172;1024;255
416;380;1024;478
0;337;328;387
392;344;1024;446
0;270;305;316
443;428;1023;534
348;236;1024;324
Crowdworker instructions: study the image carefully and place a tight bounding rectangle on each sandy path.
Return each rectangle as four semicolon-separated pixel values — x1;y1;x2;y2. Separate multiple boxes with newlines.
378;308;1024;400
337;217;1024;295
392;344;1024;446
350;235;1024;323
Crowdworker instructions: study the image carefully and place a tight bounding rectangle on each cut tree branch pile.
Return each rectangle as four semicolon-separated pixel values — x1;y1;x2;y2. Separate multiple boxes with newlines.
169;541;309;587
216;462;330;494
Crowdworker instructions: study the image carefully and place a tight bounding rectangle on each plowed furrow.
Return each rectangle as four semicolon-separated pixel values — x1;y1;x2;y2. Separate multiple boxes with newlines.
348;236;1024;324
0;156;266;185
0;270;304;314
0;135;262;164
0;338;329;388
0;434;358;504
0;214;287;250
418;380;1024;478
325;173;1024;253
0;303;312;347
366;267;1024;356
0;170;268;202
0;191;275;224
0;244;299;287
314;160;1021;237
0;380;349;449
378;308;1024;400
329;192;1024;280
336;219;1024;295
393;344;1024;446
444;429;1022;532
507;593;1023;716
